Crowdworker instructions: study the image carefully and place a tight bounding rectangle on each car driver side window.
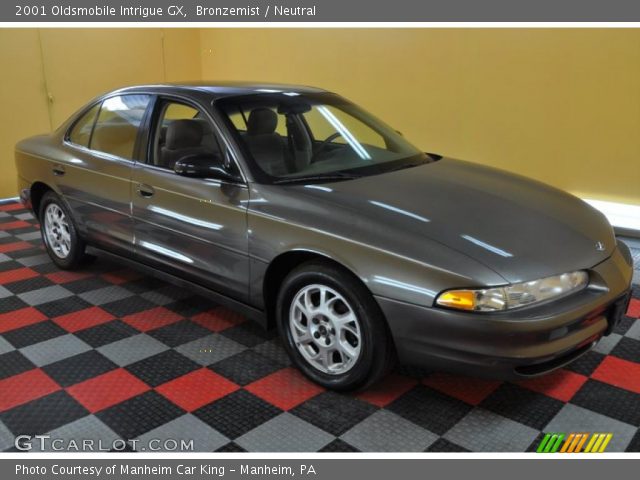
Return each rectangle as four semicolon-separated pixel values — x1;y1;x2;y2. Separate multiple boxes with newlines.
151;101;224;172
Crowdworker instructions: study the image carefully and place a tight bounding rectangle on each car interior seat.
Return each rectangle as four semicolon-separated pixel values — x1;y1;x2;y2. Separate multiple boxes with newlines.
159;119;215;170
243;108;289;176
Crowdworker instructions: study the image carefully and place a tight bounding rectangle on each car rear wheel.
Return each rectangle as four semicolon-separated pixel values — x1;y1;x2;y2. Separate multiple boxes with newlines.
276;261;394;391
39;191;87;270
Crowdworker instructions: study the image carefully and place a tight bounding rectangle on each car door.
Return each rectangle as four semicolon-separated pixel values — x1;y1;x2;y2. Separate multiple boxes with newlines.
62;94;152;256
131;97;250;301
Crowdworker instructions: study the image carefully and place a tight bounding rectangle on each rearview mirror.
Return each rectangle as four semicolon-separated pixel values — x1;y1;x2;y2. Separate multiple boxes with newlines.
174;154;238;182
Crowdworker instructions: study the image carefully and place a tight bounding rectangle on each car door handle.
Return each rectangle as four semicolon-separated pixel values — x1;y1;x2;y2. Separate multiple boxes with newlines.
52;165;66;176
136;183;155;198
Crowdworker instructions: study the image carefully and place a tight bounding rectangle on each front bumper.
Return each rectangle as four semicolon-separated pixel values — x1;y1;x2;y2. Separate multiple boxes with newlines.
377;243;634;380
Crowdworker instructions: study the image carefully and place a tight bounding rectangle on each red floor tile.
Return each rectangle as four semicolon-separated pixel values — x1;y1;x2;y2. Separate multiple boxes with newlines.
191;307;246;332
102;269;143;285
0;369;60;412
627;298;640;318
423;373;502;405
517;369;588;402
0;307;47;334
0;203;26;212
122;307;183;332
45;270;93;284
591;356;640;394
356;373;418;407
0;241;33;254
156;368;239;412
0;267;38;285
53;306;116;333
245;367;324;410
0;220;31;230
67;368;149;413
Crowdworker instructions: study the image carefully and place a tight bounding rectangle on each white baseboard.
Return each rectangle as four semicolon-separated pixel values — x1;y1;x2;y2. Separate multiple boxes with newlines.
583;199;640;233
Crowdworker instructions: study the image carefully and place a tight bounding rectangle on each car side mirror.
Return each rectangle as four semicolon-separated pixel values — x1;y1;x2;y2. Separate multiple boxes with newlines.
174;154;238;182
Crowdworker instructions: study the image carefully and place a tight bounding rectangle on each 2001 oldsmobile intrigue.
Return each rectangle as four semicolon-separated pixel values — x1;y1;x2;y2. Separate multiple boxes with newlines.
15;83;633;390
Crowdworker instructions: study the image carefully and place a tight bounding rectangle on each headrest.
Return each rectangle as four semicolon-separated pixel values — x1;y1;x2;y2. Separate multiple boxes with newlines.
165;120;203;149
247;108;278;135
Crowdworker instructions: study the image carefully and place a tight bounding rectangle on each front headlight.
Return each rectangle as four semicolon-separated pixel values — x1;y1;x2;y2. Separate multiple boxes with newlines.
435;271;588;312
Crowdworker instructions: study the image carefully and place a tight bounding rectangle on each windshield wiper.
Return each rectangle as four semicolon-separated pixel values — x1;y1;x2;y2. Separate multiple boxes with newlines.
273;172;362;185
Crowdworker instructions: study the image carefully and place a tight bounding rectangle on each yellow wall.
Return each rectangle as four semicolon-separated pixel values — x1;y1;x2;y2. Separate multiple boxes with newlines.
201;29;640;205
0;28;201;197
0;30;51;197
1;28;638;205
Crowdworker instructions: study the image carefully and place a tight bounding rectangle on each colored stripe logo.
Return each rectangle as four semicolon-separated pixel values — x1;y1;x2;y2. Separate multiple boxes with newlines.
537;433;613;453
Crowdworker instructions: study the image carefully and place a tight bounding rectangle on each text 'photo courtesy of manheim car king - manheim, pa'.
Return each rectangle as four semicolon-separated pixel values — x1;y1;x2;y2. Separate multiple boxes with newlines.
14;82;633;391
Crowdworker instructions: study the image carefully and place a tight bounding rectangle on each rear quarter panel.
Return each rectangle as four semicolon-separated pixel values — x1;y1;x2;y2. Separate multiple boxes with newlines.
15;135;64;211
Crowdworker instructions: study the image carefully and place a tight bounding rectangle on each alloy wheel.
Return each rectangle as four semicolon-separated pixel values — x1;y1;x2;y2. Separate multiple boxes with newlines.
44;203;71;259
289;284;362;375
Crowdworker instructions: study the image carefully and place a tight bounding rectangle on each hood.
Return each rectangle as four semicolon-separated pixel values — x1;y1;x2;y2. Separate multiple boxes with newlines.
285;158;615;284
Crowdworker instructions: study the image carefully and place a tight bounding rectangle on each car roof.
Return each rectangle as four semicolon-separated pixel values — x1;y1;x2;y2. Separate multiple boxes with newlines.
112;81;329;99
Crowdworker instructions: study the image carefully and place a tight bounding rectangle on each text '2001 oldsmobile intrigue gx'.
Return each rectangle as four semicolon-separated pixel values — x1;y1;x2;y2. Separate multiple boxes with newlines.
15;82;633;390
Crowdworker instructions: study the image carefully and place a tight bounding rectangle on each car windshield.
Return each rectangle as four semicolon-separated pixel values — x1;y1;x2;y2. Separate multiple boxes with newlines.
215;92;432;184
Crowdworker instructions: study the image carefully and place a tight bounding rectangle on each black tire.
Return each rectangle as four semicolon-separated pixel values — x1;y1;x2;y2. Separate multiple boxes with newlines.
276;261;395;391
39;191;87;270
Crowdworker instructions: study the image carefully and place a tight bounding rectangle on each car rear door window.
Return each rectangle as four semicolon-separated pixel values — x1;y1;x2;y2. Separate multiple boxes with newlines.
68;103;100;148
90;94;151;160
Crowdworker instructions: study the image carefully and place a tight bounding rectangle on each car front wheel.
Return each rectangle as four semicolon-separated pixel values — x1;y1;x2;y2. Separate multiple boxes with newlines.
276;261;394;391
39;191;87;269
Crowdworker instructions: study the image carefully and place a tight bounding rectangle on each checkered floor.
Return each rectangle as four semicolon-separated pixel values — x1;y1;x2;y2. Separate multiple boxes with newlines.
0;201;639;453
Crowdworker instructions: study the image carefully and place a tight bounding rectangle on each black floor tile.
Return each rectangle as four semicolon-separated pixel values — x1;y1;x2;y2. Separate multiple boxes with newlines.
4;276;54;295
209;350;283;386
0;391;89;436
220;322;276;348
0;350;36;380
626;428;640;452
63;277;111;294
146;320;211;348
290;391;377;436
101;296;157;318
125;350;200;387
215;442;247;452
426;438;470;452
37;296;93;319
97;391;185;439
3;321;66;349
42;350;118;387
319;439;360;452
194;390;281;439
564;350;606;376
480;383;565;430
614;316;636;336
611;337;640;363
0;296;29;314
387;385;472;436
74;320;138;348
165;296;216;317
571;380;640;426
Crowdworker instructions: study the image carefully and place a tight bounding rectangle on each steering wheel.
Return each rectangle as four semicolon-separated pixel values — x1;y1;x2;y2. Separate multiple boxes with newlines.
311;132;346;162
